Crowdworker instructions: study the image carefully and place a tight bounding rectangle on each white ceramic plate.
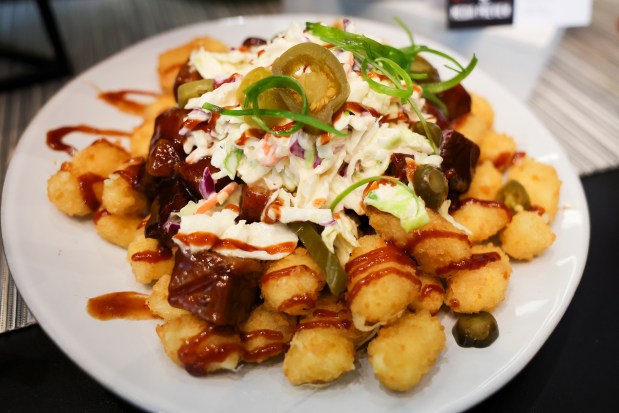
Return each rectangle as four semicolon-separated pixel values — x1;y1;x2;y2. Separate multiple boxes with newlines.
1;14;589;413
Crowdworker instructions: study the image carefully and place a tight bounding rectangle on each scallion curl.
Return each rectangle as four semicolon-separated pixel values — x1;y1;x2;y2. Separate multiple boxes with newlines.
201;102;346;137
203;74;346;137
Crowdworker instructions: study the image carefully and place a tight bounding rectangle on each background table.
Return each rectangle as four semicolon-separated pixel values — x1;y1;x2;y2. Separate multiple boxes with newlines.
1;0;618;411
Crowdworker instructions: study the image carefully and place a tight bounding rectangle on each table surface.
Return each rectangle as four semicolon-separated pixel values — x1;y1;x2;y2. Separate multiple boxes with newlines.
1;0;618;412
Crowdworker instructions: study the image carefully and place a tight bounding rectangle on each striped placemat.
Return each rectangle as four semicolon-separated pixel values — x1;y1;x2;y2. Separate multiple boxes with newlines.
529;0;619;175
0;0;616;332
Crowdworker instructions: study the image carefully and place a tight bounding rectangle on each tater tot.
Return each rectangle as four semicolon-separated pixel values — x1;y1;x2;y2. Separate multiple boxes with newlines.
157;314;243;375
147;274;190;320
368;208;471;276
101;158;148;216
463;160;503;201
299;294;368;346
261;248;325;316
500;210;556;260
283;328;355;385
454;113;489;145
507;156;561;221
452;199;511;243
445;245;511;313
70;139;131;178
157;36;228;93
127;227;175;284
130;94;176;157
47;167;96;217
240;304;296;363
94;210;143;248
130;121;155;158
479;130;517;170
346;235;420;331
408;274;445;316
470;93;494;129
368;311;445;392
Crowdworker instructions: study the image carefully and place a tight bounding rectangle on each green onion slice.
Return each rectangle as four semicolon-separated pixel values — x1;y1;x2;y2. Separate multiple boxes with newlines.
307;20;478;110
201;103;346;137
243;75;306;136
203;74;346;137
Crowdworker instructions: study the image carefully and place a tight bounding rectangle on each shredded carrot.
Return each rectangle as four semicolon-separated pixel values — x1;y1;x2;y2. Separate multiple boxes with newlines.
216;182;239;204
195;194;218;214
195;183;239;215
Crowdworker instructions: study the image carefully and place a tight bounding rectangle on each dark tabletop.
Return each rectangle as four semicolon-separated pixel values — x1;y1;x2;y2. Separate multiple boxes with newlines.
1;1;619;412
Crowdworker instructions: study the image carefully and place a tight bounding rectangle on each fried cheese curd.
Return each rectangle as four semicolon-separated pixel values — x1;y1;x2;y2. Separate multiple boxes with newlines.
261;247;326;316
500;210;556;260
368;311;446;392
48;139;131;216
157;314;244;375
240;304;296;363
444;245;512;313
346;235;421;331
368;208;472;276
283;295;362;385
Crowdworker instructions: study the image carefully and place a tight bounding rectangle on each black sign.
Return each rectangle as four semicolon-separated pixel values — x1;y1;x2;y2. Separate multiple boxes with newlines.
447;0;514;29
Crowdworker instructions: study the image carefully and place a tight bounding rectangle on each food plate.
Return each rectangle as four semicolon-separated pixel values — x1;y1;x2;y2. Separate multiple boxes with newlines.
1;14;589;413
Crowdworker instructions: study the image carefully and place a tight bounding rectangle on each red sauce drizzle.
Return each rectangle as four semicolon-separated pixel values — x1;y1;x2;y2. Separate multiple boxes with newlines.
333;101;382;123
405;229;470;252
240;329;284;342
78;173;104;211
296;318;352;332
529;205;546;215
347;267;419;303
173;232;297;256
382;110;411;124
311;308;348;318
243;343;289;361
87;291;156;320
277;294;316;312
46;125;131;156
270;121;296;133
178;327;244;376
98;89;160;116
435;252;501;276
452;198;511;215
240;329;287;361
180;117;206;134
421;283;445;298
235;128;266;146
213;73;241;89
512;151;527;163
130;245;173;263
93;208;110;224
493;152;514;169
345;245;421;303
261;265;315;285
114;159;144;190
297;308;352;332
262;197;283;224
345;246;416;282
223;204;241;214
